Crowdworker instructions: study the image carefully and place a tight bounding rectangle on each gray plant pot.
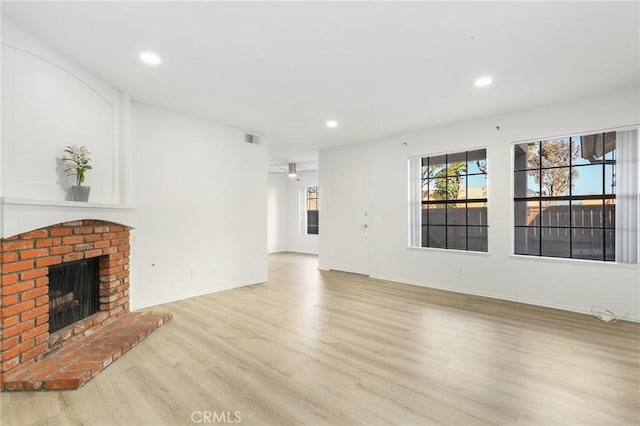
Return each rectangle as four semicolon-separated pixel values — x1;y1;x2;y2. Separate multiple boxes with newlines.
71;185;91;202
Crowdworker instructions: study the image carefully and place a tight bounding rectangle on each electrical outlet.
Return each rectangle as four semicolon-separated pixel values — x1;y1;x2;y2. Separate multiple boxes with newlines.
457;265;464;276
190;269;197;279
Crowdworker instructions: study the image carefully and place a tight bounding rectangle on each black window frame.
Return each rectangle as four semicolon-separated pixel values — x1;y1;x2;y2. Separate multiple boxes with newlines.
305;186;319;235
513;134;616;261
420;149;488;252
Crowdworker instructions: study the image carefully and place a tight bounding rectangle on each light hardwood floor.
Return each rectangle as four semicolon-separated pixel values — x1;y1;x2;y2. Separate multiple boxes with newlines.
2;252;639;425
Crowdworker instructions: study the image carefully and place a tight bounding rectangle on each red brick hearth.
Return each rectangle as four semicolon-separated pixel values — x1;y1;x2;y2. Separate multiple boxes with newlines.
3;311;172;390
0;219;171;391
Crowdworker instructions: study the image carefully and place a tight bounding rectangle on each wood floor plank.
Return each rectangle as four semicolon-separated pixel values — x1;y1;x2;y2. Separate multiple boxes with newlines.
1;252;638;425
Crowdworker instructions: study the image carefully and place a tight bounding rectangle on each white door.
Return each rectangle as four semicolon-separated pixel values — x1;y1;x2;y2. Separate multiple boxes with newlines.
327;164;369;275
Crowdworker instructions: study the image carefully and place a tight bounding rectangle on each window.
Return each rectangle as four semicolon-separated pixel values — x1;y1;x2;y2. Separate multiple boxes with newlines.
410;149;488;252
302;186;319;235
513;130;639;262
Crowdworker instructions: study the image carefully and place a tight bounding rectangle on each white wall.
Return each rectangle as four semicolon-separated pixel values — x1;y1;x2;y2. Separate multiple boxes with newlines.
267;170;319;254
1;18;268;309
130;103;267;309
1;17;123;204
267;173;288;253
320;87;640;320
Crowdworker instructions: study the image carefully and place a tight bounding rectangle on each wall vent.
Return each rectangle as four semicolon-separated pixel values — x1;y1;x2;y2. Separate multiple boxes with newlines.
244;133;258;144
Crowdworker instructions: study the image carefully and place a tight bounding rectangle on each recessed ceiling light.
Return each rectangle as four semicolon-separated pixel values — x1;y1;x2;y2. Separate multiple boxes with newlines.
474;76;493;87
139;51;161;66
326;120;338;128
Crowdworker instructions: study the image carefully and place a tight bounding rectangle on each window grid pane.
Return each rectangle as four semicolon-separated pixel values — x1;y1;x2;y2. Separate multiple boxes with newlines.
306;186;319;235
513;132;616;261
421;149;488;252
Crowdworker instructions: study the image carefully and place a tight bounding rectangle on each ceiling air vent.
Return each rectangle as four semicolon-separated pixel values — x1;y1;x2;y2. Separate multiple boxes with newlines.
244;133;258;144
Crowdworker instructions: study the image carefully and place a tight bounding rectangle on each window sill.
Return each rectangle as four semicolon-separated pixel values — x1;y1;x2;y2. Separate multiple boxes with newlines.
508;254;639;270
406;246;491;256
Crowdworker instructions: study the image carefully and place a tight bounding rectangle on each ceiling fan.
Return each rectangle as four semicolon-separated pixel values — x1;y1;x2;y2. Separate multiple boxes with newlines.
269;163;297;177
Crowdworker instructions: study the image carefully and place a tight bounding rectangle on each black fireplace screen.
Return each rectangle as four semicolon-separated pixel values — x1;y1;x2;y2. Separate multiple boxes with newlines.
48;257;99;333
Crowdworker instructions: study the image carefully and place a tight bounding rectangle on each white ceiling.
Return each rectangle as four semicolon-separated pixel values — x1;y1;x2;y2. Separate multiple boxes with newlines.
2;2;639;169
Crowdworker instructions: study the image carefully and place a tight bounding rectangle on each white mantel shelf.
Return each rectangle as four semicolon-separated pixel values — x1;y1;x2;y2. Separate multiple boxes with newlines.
0;197;138;238
0;197;137;210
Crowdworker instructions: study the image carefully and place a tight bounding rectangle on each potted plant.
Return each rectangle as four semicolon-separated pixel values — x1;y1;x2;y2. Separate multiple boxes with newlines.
63;145;92;202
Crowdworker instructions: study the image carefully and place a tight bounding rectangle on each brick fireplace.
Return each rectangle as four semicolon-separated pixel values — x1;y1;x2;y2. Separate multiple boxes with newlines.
1;219;133;388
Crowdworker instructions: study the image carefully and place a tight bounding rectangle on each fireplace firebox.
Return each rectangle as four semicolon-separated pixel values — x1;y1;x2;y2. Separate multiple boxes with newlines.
48;258;100;333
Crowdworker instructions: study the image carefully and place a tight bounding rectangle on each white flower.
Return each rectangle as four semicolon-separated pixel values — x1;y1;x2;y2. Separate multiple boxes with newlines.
63;145;92;186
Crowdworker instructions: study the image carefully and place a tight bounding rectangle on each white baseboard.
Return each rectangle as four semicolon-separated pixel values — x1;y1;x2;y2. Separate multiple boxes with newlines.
371;274;640;323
